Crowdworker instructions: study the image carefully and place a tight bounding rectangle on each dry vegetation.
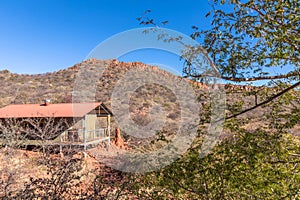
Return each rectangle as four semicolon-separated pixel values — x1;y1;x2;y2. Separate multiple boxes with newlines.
1;59;299;199
0;146;137;199
0;58;296;146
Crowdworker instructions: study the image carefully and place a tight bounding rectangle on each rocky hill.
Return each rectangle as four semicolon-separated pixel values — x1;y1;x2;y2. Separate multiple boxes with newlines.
0;59;196;106
0;59;259;116
0;58;255;107
1;58;294;146
0;59;200;146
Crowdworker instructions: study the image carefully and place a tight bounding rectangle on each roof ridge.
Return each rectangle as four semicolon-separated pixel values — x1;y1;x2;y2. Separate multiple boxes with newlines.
6;102;102;106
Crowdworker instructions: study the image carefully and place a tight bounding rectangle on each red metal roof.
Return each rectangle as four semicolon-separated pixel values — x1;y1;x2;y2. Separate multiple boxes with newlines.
0;102;105;118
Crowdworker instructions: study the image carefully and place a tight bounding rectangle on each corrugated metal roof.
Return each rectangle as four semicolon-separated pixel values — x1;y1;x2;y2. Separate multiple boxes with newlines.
0;102;107;118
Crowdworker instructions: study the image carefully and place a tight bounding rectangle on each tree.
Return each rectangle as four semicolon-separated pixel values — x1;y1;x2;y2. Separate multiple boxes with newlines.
138;0;300;118
188;0;300;120
190;0;299;83
133;0;300;199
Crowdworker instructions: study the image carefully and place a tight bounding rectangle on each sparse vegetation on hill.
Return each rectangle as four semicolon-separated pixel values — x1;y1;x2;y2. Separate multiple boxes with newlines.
1;0;299;197
0;58;299;199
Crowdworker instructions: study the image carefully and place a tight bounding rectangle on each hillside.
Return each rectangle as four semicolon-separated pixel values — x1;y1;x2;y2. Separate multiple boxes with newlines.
1;59;300;198
0;58;254;109
0;59;192;106
0;58;296;141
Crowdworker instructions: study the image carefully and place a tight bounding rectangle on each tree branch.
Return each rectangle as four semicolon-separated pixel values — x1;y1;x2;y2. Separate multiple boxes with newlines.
188;70;299;82
226;81;300;120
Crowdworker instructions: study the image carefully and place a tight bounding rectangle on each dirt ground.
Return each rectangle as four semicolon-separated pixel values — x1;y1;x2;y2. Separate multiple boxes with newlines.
0;145;113;198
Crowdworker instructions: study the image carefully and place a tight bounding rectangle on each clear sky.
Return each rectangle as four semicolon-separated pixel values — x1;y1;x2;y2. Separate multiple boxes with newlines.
0;0;212;74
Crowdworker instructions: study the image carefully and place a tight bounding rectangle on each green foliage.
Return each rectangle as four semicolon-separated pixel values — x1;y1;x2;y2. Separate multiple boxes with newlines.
135;127;300;199
130;85;300;199
190;0;300;81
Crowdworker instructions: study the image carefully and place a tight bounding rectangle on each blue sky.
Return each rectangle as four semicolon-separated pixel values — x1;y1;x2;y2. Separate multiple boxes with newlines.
0;0;212;74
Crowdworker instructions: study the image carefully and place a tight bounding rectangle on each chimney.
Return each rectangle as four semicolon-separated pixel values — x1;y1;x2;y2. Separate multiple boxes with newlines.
44;99;51;106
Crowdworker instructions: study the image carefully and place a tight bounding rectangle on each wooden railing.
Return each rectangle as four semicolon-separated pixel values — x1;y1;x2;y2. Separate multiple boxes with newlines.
60;128;110;143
